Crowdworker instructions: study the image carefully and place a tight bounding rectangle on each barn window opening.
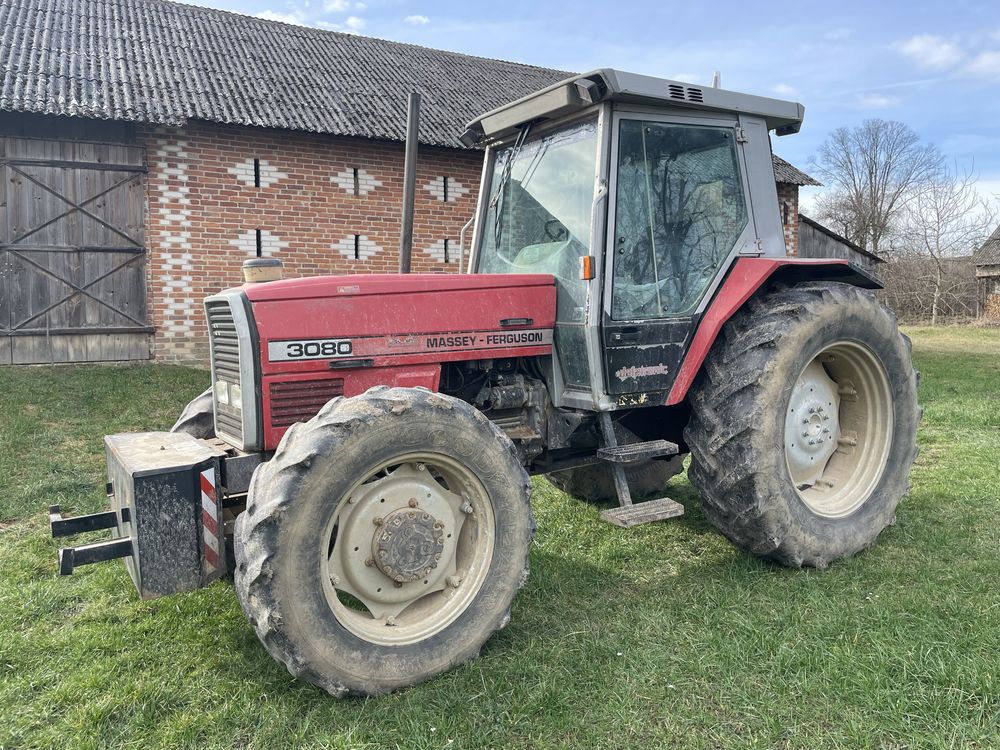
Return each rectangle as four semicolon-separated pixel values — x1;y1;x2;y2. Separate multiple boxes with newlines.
443;176;450;203
443;238;450;263
253;158;261;188
353;168;360;196
255;229;263;257
353;234;361;260
782;201;790;226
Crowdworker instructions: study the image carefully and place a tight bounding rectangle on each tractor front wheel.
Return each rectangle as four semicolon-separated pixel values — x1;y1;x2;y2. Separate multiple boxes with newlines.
234;386;533;696
684;281;919;568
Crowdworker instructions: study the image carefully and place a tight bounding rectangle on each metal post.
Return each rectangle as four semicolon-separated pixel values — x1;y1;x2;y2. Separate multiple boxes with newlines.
399;92;421;273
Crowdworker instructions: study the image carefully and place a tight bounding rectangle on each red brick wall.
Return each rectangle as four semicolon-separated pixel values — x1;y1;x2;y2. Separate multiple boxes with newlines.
140;122;483;361
776;182;800;256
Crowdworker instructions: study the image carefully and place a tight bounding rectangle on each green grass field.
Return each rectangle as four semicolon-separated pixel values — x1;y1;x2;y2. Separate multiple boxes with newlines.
1;326;998;749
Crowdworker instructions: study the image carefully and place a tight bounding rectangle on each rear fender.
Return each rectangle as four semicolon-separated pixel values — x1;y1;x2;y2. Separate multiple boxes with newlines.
666;258;881;406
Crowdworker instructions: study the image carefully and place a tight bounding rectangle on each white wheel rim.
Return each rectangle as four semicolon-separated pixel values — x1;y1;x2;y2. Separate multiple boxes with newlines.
320;453;495;646
784;342;894;518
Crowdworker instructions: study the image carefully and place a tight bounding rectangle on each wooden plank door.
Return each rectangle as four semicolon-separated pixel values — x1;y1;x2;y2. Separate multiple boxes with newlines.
0;136;151;363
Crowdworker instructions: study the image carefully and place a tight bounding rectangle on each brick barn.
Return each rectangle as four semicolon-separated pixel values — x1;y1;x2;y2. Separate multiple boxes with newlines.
0;0;818;364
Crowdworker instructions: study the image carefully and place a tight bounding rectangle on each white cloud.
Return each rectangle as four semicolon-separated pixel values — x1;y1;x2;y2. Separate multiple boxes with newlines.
345;15;366;30
255;9;307;25
852;93;901;109
323;0;349;10
896;34;965;70
404;14;430;26
772;83;797;97
965;50;1000;80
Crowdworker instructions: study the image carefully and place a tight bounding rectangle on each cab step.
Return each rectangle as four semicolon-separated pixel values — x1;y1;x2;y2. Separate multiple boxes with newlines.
597;439;678;463
600;497;685;528
596;413;684;528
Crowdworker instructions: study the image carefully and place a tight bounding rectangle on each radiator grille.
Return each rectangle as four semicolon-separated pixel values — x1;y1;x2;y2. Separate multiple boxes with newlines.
206;299;244;441
269;378;345;427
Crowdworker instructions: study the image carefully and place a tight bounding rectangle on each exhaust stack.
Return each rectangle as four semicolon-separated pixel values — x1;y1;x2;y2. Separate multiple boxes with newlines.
399;92;421;273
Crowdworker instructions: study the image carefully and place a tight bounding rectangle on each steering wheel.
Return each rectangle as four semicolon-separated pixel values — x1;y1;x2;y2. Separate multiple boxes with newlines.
544;219;567;241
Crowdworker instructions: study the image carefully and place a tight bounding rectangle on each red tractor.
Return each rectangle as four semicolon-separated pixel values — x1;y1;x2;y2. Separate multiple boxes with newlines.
50;69;919;697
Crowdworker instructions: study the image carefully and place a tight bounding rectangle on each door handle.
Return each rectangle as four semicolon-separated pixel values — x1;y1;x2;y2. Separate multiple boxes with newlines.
612;327;640;344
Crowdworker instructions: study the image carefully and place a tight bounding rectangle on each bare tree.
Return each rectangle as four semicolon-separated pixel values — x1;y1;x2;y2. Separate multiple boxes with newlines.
812;119;943;257
899;166;997;325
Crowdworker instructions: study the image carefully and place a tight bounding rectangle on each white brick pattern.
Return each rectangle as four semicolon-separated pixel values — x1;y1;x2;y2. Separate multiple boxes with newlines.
332;235;382;261
331;168;382;196
153;134;197;339
227;158;288;187
423;175;469;203
230;229;288;257
421;239;454;264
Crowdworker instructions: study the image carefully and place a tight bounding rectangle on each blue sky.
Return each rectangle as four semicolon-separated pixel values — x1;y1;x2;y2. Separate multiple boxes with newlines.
192;0;1000;207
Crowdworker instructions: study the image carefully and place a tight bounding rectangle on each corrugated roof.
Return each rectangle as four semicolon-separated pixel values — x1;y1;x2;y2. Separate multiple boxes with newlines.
973;224;1000;266
773;154;820;186
0;0;572;148
0;0;825;192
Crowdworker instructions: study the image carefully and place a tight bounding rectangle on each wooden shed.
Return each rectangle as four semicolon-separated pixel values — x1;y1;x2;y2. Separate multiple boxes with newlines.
973;224;1000;319
798;213;884;275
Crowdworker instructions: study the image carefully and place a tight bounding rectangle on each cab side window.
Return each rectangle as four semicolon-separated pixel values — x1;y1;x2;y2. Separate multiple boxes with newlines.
612;120;749;319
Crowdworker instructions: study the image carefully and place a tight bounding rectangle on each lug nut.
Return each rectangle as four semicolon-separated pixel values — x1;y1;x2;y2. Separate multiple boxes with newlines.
416;463;426;472
394;580;403;588
408;499;418;508
365;557;375;567
460;501;473;514
331;575;340;586
446;575;462;588
373;517;383;526
386;616;397;626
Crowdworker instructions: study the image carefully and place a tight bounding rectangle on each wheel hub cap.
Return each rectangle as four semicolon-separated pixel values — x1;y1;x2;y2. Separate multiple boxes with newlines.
785;360;840;487
373;509;445;583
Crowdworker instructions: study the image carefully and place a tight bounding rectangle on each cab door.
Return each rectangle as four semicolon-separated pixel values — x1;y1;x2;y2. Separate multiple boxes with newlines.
601;112;756;396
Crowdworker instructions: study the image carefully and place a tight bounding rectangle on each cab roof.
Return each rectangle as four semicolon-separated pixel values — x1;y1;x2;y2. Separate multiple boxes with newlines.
463;68;805;145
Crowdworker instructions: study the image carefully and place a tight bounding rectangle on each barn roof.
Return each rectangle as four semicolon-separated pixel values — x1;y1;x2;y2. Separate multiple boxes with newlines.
0;0;820;189
772;155;821;186
973;224;1000;266
0;0;571;149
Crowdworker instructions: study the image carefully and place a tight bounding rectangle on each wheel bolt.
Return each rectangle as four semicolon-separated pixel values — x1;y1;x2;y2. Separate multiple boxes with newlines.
802;431;809;438
808;440;815;445
416;463;426;472
446;575;462;588
408;498;418;508
386;616;397;626
394;580;403;588
331;575;340;586
373;517;383;526
365;557;374;567
822;428;830;434
809;407;816;414
461;501;473;514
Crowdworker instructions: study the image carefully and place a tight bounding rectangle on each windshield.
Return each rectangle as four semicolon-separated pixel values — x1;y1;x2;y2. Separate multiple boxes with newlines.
477;118;599;323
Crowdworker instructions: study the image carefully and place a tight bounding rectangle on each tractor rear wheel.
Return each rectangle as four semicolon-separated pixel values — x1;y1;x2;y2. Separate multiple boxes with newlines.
234;386;534;697
684;281;919;568
170;387;215;439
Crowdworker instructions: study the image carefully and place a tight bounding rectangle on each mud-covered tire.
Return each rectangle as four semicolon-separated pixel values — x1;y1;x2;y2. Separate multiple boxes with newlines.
546;456;685;502
234;386;534;697
170;387;215;439
684;281;920;568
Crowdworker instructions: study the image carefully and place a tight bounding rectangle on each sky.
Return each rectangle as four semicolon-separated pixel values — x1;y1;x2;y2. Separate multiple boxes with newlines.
187;0;1000;211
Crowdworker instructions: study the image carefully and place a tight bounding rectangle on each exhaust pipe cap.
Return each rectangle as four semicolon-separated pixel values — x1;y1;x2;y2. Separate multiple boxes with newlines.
243;257;283;283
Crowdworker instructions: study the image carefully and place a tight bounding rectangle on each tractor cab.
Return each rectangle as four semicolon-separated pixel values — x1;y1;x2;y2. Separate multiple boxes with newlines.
465;69;804;411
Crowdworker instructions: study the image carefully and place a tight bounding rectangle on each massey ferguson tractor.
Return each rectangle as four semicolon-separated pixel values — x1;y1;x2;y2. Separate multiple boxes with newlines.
49;69;919;697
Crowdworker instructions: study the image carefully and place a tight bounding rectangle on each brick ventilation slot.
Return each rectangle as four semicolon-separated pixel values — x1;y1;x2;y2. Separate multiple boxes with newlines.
255;229;262;257
353;234;360;260
253;158;261;188
270;378;346;427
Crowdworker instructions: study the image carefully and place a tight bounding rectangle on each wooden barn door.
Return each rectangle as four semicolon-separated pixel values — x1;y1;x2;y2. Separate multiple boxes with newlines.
0;136;151;364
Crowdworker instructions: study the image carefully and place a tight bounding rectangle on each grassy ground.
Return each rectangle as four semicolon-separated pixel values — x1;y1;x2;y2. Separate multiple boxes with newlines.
0;327;998;750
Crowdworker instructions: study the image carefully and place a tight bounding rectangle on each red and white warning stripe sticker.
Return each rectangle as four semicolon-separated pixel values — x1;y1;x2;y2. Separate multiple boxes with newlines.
200;468;220;574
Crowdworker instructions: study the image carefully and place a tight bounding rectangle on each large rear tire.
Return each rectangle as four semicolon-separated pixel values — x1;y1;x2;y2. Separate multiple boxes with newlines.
684;281;919;568
234;386;534;696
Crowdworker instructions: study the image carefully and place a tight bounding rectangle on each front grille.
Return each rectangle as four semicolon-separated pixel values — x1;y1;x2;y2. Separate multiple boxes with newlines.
206;299;244;443
269;378;344;427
